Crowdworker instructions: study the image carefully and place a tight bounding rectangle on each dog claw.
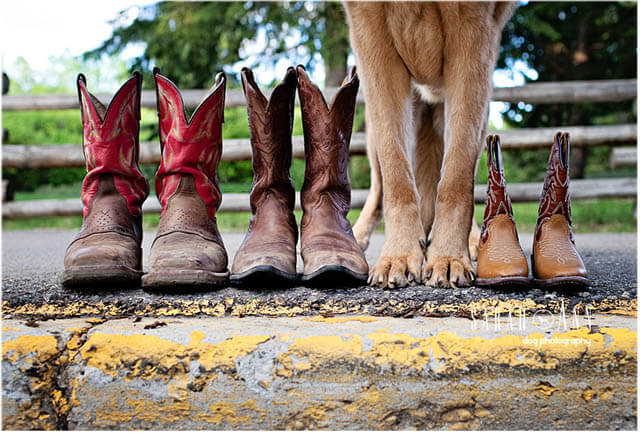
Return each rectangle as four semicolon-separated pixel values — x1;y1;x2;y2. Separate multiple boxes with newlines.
466;270;475;283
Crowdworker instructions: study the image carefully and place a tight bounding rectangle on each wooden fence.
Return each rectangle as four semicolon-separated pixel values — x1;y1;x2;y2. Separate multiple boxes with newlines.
1;78;637;219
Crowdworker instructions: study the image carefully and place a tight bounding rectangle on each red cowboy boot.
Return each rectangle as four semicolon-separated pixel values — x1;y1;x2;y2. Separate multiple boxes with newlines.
62;72;149;288
230;67;298;285
532;132;589;290
141;68;229;289
475;135;530;289
297;65;369;285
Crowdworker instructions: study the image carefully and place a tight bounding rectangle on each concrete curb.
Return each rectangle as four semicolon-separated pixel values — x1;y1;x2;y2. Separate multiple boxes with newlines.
2;314;636;430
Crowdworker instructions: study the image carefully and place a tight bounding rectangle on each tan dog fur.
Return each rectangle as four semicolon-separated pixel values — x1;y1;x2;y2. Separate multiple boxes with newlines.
344;1;516;288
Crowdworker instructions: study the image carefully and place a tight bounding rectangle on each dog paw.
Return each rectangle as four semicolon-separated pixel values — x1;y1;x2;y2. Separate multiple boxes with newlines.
468;221;481;262
368;244;424;288
424;255;475;288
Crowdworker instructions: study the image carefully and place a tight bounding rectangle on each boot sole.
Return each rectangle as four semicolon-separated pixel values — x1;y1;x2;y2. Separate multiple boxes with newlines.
61;265;142;289
475;276;532;291
301;266;368;287
141;269;229;290
230;266;298;288
532;276;590;291
530;254;589;290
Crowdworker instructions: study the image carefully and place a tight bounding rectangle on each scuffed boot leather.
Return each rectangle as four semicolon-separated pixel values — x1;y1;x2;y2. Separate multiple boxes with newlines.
230;67;298;285
297;65;368;285
62;72;149;288
142;68;229;289
532;132;588;290
476;135;530;289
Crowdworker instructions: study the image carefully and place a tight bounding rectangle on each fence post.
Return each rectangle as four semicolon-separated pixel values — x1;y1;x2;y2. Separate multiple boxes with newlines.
3;72;14;202
2;72;8;143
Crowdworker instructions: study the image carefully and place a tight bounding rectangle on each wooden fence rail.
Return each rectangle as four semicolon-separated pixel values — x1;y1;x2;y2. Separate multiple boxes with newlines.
3;177;636;219
610;147;637;169
2;124;636;169
2;79;636;111
2;77;636;217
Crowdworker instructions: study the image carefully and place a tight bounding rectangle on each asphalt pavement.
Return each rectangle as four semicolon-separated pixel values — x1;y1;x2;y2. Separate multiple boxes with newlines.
2;229;637;430
2;229;636;318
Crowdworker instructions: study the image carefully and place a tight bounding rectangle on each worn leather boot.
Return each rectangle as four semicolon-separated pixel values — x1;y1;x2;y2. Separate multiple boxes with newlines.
475;135;531;289
62;72;149;288
297;65;369;285
532;132;589;290
230;67;298;286
141;68;229;289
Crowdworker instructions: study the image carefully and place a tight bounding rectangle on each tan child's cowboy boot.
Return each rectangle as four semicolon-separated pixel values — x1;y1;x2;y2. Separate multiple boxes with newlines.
532;132;589;290
476;135;531;290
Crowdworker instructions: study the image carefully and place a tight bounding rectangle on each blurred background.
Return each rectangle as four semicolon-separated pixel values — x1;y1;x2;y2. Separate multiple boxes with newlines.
1;1;637;234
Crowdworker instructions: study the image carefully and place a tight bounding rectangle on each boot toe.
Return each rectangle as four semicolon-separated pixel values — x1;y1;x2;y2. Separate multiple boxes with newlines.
64;233;141;270
148;232;228;273
232;241;296;276
62;233;142;288
302;241;369;285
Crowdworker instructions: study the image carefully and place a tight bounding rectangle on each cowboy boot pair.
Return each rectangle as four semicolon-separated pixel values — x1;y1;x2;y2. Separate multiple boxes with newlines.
476;133;589;290
62;70;229;289
230;65;368;286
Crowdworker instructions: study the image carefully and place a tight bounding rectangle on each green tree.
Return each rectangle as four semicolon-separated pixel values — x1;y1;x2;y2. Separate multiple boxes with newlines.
498;2;637;178
84;1;351;88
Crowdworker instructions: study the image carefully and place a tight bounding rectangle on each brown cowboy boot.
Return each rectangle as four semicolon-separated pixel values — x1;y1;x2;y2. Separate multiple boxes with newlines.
475;135;530;289
297;65;369;285
532;132;589;290
62;72;149;288
141;68;229;289
230;67;298;285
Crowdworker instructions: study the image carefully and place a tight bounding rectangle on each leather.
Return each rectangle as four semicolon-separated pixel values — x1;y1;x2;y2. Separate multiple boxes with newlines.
297;65;368;278
477;215;529;278
147;69;228;278
231;67;298;277
477;136;528;278
149;175;228;273
77;72;149;218
64;73;148;280
533;132;587;280
154;69;225;220
64;175;142;272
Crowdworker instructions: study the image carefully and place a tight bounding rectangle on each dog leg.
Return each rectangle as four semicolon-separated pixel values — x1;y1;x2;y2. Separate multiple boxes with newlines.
352;106;383;251
468;115;487;262
414;101;444;242
468;218;481;261
424;4;497;288
347;8;424;289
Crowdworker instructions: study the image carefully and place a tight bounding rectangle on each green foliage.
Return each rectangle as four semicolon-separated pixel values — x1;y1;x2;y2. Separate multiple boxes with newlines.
84;2;351;88
2;110;82;144
2;109;84;192
495;2;637;179
498;3;636;127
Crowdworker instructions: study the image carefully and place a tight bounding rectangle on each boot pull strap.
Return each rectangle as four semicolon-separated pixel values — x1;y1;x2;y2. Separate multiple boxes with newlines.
486;135;504;173
560;132;570;170
551;131;570;171
240;67;268;109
